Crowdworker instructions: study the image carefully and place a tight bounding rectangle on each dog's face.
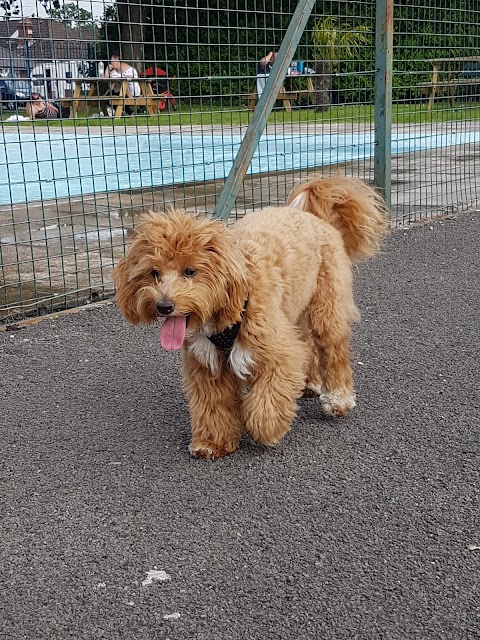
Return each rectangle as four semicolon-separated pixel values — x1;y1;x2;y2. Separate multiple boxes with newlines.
113;210;248;349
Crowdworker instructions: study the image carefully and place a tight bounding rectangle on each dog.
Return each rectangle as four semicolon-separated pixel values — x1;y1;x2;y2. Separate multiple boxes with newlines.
113;175;388;459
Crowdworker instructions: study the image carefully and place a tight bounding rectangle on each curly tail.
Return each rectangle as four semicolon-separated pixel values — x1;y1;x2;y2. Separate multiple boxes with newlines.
287;174;389;263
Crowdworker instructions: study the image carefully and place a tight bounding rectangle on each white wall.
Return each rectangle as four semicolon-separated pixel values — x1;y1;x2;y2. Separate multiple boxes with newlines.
31;60;88;99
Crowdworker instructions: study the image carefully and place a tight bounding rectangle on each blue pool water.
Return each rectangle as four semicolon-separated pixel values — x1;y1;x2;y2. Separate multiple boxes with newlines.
1;128;480;206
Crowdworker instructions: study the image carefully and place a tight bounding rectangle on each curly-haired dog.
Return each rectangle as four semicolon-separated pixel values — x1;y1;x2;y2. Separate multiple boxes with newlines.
114;175;388;459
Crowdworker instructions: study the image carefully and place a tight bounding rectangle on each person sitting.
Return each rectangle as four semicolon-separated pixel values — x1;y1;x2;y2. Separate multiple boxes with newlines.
26;93;59;119
105;51;141;98
256;51;278;97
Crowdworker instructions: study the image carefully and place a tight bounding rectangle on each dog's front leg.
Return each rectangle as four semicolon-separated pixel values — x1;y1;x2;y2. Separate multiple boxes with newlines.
182;352;243;460
241;333;308;447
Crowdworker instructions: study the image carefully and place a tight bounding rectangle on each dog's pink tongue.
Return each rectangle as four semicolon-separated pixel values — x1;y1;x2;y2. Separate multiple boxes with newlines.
159;316;187;351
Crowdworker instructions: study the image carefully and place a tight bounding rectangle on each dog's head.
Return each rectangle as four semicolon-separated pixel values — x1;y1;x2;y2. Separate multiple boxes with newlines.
113;210;248;350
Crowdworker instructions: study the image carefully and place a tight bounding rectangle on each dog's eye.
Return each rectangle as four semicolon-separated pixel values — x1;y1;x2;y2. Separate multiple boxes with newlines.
150;270;160;280
183;268;196;278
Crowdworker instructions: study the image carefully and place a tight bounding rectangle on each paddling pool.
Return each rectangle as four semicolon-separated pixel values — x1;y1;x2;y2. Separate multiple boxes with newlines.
1;128;480;206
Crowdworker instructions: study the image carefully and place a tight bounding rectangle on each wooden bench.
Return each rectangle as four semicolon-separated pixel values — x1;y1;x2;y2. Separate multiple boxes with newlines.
247;75;315;112
110;96;158;117
248;88;295;112
110;79;160;117
417;57;480;110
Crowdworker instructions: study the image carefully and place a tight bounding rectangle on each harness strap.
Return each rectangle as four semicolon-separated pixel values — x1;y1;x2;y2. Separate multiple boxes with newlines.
207;300;248;354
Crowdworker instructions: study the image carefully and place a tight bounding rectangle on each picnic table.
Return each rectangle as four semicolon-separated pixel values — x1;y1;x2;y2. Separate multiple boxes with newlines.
65;78;111;118
65;77;161;118
417;57;480;110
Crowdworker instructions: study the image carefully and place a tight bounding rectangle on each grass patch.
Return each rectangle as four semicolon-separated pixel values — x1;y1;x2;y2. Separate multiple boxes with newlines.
2;100;480;129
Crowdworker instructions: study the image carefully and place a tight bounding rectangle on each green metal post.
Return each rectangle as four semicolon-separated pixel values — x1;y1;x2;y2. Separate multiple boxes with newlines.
374;0;393;212
212;0;316;220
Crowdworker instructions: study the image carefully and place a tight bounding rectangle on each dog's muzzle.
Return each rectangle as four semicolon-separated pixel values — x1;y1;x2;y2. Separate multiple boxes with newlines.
156;300;175;316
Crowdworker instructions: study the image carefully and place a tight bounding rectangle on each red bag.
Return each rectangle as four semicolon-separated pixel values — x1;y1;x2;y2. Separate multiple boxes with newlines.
157;91;177;111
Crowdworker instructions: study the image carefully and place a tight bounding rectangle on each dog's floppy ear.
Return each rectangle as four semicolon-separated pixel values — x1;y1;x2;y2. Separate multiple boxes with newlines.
113;254;141;324
204;226;248;323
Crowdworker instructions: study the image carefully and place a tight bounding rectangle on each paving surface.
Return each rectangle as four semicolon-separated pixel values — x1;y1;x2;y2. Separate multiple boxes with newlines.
1;212;479;640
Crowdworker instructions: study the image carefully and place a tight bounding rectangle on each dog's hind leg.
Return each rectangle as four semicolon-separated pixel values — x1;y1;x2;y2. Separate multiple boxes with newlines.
302;346;323;398
308;247;359;417
241;322;308;446
182;353;244;460
297;312;323;398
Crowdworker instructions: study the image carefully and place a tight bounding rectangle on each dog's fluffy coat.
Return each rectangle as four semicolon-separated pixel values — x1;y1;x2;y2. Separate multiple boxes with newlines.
114;175;388;459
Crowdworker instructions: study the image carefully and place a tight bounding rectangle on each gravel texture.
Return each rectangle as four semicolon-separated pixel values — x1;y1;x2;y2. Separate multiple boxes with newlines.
1;213;479;640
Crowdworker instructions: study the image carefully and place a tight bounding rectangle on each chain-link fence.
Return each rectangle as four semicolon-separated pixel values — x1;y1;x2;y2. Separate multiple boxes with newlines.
1;0;479;324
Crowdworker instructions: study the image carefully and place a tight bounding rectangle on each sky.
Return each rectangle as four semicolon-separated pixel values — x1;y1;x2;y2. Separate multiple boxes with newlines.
1;0;108;19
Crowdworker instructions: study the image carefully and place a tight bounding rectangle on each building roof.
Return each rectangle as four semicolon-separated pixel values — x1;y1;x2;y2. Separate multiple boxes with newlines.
0;17;98;63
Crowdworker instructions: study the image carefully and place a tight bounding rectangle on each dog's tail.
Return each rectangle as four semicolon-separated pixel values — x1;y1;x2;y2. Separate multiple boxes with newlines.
287;174;389;263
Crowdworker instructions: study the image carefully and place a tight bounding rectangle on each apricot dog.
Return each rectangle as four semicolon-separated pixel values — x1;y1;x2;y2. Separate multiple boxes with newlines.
114;175;388;459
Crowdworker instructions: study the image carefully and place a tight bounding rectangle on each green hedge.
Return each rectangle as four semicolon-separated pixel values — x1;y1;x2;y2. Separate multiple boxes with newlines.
101;0;479;105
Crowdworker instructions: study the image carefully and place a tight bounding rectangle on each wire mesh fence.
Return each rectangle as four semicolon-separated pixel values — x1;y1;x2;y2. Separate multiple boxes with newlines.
0;0;479;324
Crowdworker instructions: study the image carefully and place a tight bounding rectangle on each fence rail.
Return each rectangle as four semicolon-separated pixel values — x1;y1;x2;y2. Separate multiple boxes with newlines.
1;0;479;324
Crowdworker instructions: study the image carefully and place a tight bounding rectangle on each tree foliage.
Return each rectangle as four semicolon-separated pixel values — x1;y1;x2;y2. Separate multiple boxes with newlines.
1;0;94;23
47;2;96;27
0;0;20;17
102;0;303;99
312;16;371;110
312;16;370;65
3;0;479;105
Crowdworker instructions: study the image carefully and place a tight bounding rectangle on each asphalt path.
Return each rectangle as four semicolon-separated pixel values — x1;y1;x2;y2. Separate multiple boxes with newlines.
1;212;479;639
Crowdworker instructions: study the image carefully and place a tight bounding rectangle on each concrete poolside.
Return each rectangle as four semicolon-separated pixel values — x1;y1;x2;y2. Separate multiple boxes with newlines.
2;118;480;322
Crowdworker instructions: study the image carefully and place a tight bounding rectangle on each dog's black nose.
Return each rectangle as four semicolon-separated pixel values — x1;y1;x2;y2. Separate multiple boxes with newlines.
156;300;175;316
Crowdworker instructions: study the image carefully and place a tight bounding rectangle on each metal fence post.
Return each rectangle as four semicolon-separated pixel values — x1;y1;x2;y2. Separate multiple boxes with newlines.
374;0;393;212
212;0;316;220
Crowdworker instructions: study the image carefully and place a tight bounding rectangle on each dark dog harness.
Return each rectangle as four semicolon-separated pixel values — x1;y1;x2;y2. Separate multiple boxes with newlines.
207;300;248;354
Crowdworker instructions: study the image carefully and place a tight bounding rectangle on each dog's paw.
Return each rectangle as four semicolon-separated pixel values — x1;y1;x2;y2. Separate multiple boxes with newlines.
188;440;238;460
320;389;356;417
301;382;323;398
